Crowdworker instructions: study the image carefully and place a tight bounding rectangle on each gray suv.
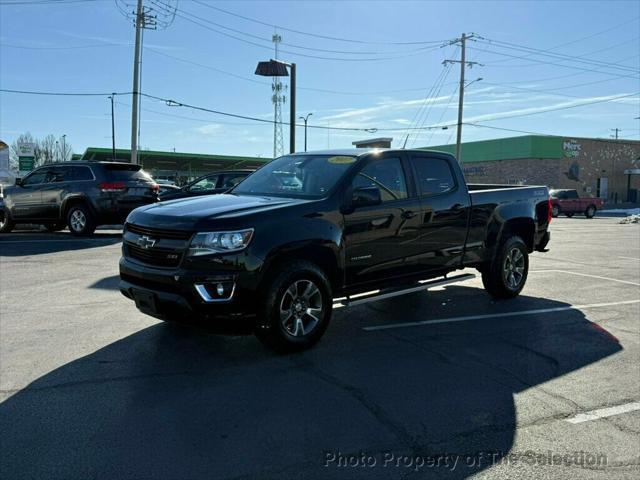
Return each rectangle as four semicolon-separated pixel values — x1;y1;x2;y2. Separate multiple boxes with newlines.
0;162;158;235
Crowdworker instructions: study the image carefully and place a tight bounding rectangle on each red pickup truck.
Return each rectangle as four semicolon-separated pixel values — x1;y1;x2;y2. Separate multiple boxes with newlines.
549;189;604;218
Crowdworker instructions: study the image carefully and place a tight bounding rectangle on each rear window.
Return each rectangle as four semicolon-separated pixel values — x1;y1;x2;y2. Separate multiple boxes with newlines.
102;164;153;181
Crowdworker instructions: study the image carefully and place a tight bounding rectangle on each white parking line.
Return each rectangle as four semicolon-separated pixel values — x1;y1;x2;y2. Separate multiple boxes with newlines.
619;256;640;261
529;269;640;287
566;401;640;424
362;299;640;331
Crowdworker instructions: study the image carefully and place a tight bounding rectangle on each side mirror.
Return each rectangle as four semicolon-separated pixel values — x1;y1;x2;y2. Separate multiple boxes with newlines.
15;178;22;186
352;186;382;208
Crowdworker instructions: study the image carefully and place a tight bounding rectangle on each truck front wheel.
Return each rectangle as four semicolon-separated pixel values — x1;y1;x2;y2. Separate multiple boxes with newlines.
255;261;333;352
482;236;529;299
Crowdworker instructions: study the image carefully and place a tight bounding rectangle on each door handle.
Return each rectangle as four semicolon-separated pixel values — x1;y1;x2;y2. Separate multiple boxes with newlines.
451;203;463;211
401;210;417;219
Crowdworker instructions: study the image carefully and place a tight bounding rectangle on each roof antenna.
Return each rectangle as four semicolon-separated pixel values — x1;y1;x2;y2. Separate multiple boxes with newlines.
402;133;410;149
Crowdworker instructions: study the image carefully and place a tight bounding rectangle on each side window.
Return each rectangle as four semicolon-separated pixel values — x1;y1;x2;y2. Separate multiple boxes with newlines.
189;176;219;192
566;190;579;199
22;170;47;186
352;157;408;202
412;157;455;196
72;166;94;181
222;173;247;189
45;166;71;183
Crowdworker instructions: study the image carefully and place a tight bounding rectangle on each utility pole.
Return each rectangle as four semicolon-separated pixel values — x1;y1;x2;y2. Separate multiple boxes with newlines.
130;0;143;165
129;1;156;165
299;113;313;152
109;94;116;161
611;128;621;139
443;33;481;163
61;134;66;161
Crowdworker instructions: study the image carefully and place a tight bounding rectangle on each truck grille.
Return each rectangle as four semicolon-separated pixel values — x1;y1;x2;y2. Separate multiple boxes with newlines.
125;223;193;240
126;244;183;268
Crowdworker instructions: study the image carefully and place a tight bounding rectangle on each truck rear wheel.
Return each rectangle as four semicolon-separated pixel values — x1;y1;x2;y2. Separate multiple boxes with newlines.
255;260;332;352
482;236;529;299
551;205;560;217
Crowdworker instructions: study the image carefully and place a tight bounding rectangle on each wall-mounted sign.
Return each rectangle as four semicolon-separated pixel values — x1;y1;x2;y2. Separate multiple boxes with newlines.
17;142;36;157
563;140;582;158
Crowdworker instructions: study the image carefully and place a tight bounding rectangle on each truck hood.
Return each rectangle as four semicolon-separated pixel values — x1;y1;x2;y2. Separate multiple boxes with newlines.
127;193;312;230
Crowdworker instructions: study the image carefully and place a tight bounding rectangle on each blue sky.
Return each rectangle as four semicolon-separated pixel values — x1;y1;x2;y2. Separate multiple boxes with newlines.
1;0;639;158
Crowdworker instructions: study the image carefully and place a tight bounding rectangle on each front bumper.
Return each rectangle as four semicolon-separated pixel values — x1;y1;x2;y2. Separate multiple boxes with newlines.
119;255;262;325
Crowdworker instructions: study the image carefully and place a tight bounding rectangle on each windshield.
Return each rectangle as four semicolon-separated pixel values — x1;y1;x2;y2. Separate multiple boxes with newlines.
233;154;357;199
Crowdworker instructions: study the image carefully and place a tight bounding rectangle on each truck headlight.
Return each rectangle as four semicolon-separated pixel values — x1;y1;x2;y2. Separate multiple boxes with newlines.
188;228;254;256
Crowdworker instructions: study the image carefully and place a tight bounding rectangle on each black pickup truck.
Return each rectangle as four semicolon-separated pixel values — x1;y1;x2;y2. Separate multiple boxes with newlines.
120;149;551;351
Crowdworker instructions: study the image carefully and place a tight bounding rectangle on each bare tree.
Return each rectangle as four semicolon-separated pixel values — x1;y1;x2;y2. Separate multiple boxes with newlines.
9;132;74;171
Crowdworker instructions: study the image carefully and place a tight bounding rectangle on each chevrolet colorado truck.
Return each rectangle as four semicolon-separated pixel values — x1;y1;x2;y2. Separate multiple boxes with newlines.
119;149;551;351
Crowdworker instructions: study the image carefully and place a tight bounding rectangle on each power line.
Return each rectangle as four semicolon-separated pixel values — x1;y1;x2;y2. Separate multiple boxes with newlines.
465;123;640;147
0;88;131;96
481;16;640;66
469;44;639;79
0;41;127;50
477;37;639;73
467;92;639;123
149;0;446;62
145;45;459;96
139;93;380;132
191;0;447;46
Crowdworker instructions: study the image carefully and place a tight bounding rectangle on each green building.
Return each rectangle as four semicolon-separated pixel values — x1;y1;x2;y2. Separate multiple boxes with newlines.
77;147;271;185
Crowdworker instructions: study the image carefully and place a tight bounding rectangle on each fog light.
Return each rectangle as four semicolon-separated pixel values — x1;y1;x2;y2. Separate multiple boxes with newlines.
194;281;236;303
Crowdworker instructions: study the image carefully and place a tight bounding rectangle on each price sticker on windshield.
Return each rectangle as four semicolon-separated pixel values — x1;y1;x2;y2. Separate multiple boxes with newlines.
327;156;356;164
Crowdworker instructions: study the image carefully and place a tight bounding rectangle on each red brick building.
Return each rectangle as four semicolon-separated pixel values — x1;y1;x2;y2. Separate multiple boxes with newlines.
426;135;640;203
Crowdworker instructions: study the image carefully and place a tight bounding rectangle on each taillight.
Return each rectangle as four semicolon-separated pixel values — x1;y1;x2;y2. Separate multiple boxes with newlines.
151;183;160;193
547;198;553;224
100;181;126;192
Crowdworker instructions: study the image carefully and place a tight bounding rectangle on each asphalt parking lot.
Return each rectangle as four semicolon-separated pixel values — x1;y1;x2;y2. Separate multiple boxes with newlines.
1;217;639;479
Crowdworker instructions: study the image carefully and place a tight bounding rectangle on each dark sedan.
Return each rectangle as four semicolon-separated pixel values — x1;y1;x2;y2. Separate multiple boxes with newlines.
159;170;254;201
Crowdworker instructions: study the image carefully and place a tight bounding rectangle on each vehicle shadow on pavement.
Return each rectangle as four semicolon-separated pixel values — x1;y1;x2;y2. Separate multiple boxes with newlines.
0;289;622;479
0;232;122;256
89;275;121;290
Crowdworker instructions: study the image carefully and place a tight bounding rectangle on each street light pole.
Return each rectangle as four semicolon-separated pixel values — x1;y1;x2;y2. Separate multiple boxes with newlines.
299;113;313;152
289;62;296;154
255;59;297;154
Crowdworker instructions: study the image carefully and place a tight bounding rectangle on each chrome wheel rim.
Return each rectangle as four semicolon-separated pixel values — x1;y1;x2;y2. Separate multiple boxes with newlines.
70;210;86;232
552;206;559;216
503;247;525;289
587;207;595;216
0;212;5;229
280;279;323;337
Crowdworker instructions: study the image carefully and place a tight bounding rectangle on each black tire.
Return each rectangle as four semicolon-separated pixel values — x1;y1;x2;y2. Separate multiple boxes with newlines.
585;205;596;219
565;213;574;218
0;209;15;233
481;235;529;299
44;223;65;232
67;204;96;236
255;260;333;352
551;204;560;218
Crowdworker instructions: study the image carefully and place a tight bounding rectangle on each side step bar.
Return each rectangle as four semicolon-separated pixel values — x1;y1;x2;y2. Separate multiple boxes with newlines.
334;273;476;308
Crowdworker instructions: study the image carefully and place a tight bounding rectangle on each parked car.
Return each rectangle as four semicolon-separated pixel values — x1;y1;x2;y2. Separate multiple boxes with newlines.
0;162;159;235
549;189;604;218
119;149;551;351
159;170;254;201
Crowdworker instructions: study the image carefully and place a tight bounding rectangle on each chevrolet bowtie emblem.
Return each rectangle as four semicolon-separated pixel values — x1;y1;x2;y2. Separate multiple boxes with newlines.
137;235;157;249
